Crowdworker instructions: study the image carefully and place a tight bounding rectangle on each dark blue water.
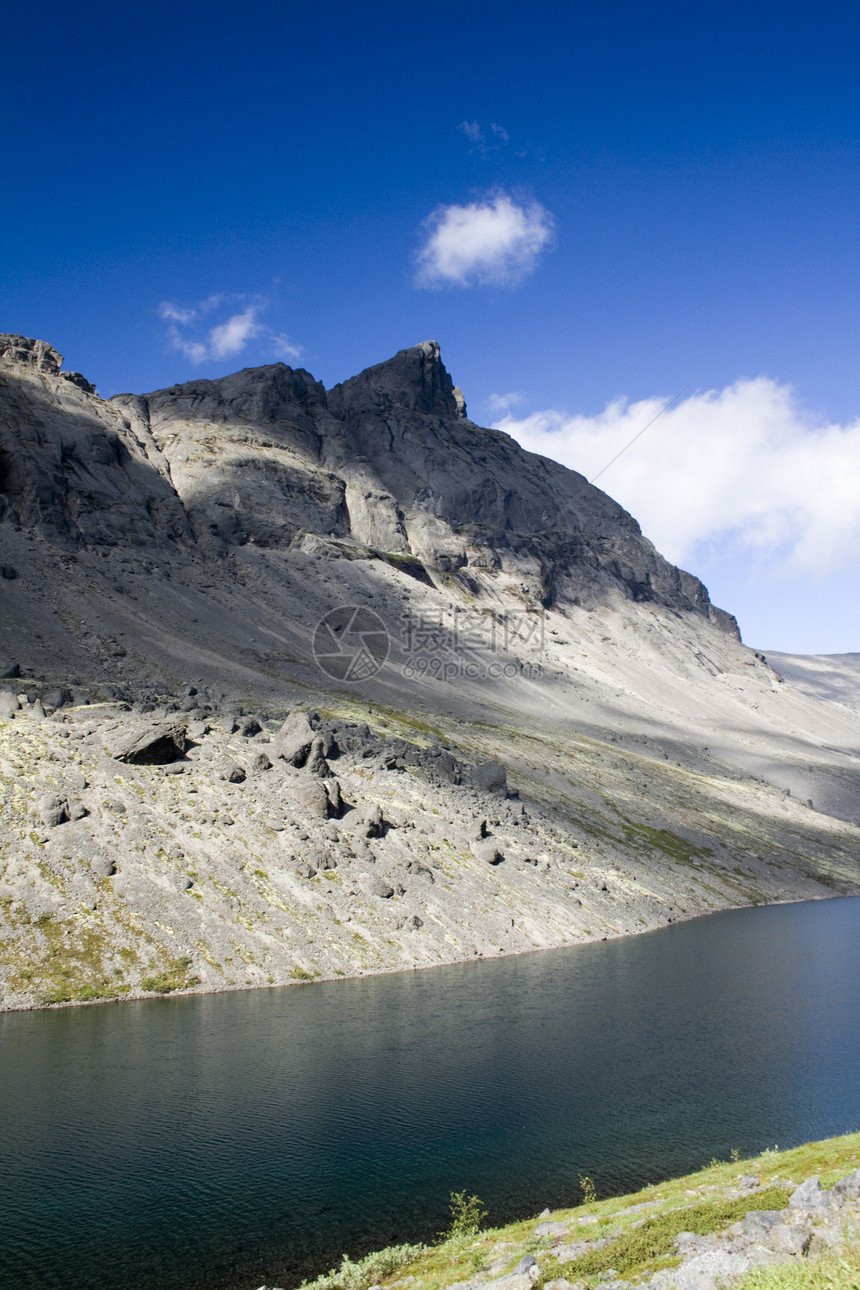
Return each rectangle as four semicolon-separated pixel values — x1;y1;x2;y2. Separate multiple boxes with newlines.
1;897;859;1290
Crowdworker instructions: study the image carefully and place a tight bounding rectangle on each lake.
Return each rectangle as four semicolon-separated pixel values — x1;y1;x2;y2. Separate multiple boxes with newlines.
1;896;859;1290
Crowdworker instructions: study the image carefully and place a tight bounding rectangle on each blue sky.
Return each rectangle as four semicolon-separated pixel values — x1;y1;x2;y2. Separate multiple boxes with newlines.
2;0;858;653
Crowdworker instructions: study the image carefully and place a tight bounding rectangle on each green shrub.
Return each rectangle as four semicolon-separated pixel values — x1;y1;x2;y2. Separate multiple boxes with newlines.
556;1186;791;1285
443;1190;488;1239
298;1243;426;1290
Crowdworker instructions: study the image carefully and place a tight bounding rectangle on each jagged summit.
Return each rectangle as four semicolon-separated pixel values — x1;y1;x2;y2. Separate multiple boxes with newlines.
329;340;468;421
0;333;96;394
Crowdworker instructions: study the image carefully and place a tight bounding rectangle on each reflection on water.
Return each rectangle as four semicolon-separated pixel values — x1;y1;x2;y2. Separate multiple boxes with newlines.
1;896;859;1290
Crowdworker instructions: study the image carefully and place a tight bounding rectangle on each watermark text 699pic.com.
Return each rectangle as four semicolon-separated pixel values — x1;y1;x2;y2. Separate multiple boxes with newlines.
312;604;545;683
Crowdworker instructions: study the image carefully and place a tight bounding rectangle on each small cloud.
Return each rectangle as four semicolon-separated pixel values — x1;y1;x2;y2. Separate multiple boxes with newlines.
158;295;301;367
270;332;302;361
458;120;484;143
209;307;262;359
486;391;525;413
415;191;555;289
158;301;197;325
176;338;209;363
457;120;510;153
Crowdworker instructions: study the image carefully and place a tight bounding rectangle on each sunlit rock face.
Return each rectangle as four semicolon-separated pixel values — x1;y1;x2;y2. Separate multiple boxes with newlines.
1;332;736;629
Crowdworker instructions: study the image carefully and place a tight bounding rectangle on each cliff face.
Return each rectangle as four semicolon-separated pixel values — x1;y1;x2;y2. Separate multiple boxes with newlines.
1;333;737;632
0;334;857;1012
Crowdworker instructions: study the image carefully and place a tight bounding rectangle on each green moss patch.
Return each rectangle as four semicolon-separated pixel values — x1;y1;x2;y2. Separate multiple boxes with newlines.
622;822;713;863
4;912;131;1005
140;955;200;994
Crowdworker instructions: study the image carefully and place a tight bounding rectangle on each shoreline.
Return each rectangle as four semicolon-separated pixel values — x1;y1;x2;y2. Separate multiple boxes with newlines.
4;888;855;1016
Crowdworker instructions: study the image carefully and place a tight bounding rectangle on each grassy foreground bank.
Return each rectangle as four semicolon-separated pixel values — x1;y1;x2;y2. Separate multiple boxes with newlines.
296;1133;860;1290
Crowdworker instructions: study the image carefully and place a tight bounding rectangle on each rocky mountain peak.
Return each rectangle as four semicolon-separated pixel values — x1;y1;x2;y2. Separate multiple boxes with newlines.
0;332;739;631
329;340;468;420
0;333;96;394
1;334;64;375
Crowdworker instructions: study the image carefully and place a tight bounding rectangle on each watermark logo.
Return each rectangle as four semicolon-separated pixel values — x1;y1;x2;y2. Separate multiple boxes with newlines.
312;604;545;683
312;606;390;681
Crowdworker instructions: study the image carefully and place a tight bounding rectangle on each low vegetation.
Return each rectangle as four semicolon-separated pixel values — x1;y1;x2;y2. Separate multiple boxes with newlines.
140;955;200;994
553;1185;792;1284
297;1244;428;1290
295;1134;860;1290
739;1245;860;1288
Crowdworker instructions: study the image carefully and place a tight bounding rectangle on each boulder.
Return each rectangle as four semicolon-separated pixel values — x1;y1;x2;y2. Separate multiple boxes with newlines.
291;778;331;818
484;1275;532;1290
664;1249;753;1288
249;751;272;774
789;1177;833;1212
741;1210;785;1238
0;661;21;680
473;760;508;795
38;793;68;827
234;714;262;737
109;717;187;765
361;802;385;838
0;690;19;718
765;1224;812;1256
275;711;315;766
472;838;504;865
306;846;337;872
220;761;245;784
324;778;343;816
534;1221;569;1238
832;1165;860;1204
367;874;394;899
306;735;331;778
41;686;72;710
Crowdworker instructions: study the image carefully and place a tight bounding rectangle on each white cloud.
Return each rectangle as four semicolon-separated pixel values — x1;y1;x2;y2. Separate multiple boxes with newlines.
415;192;555;288
270;332;302;361
158;301;196;325
458;120;483;143
495;378;860;578
486;390;525;413
209;307;262;358
457;120;509;151
158;295;301;366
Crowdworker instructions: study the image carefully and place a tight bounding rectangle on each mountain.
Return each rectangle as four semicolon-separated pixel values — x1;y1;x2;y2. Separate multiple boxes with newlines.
1;333;858;1009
